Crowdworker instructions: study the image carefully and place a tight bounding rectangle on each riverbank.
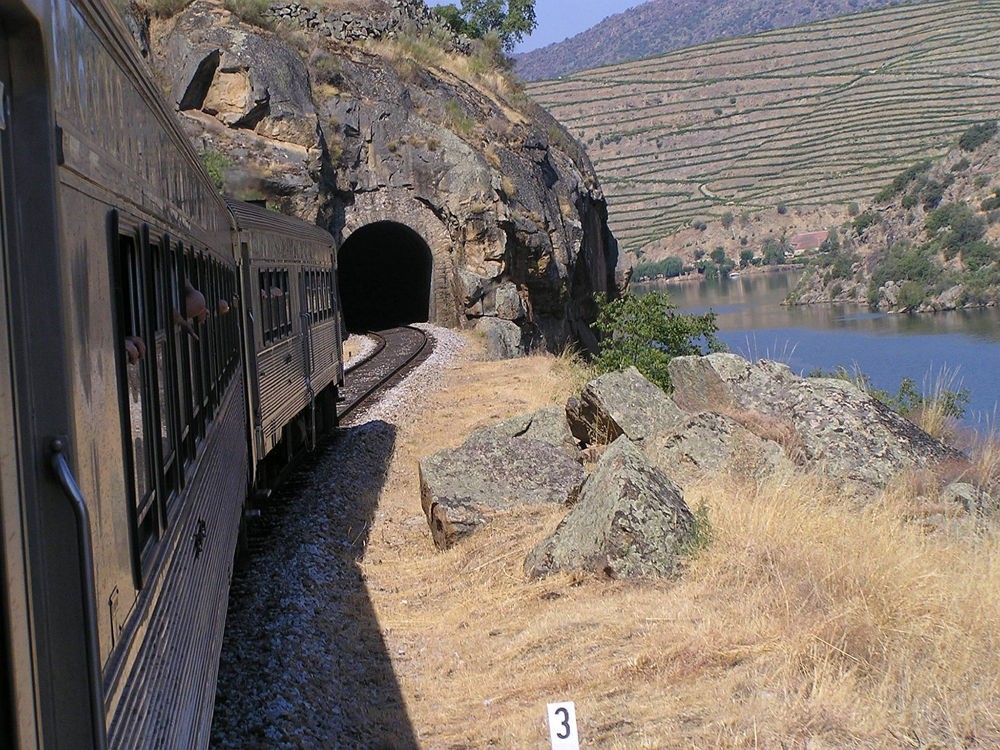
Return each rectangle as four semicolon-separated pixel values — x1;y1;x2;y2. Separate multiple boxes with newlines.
643;271;1000;431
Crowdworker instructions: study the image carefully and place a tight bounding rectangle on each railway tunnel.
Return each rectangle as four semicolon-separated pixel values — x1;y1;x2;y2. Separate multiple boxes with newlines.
338;221;434;332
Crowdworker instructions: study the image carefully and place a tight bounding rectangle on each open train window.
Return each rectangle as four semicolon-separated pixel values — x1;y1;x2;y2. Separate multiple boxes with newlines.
259;268;291;345
304;268;334;322
150;237;180;509
113;221;168;584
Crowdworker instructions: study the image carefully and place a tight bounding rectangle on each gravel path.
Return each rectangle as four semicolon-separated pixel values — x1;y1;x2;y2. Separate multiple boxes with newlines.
211;325;469;749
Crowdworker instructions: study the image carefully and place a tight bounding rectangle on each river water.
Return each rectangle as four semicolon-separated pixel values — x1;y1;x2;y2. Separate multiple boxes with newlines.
638;272;1000;431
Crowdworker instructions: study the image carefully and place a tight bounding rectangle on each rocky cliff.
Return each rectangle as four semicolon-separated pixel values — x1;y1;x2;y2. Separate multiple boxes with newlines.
133;0;621;352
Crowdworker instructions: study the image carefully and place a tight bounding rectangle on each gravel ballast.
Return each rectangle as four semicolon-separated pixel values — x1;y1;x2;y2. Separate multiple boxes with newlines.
211;325;469;748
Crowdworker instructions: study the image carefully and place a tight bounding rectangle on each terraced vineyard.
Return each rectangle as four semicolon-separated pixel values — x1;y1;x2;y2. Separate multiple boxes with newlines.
528;0;1000;254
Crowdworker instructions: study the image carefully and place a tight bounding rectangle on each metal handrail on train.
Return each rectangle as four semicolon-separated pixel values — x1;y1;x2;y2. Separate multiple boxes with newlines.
48;438;109;749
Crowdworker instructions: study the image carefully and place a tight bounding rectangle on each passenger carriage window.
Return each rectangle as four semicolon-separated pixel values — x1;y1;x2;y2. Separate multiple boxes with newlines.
150;238;180;509
115;231;160;566
259;268;292;345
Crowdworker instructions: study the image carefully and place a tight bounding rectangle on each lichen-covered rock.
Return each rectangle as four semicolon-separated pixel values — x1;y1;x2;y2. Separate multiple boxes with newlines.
525;437;695;579
470;407;579;458
642;411;793;486
940;481;995;514
566;367;684;447
668;353;962;485
419;433;585;550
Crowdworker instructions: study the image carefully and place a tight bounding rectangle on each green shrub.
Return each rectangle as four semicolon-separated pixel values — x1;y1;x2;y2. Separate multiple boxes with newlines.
224;0;272;27
875;160;932;202
925;202;986;254
961;240;997;272
852;210;879;234
958;121;998;152
980;189;1000;212
444;98;474;135
762;237;789;266
866;241;938;306
199;150;231;192
593;291;724;391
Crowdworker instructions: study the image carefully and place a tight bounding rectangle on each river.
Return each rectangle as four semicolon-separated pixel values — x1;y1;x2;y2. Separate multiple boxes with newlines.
638;272;1000;431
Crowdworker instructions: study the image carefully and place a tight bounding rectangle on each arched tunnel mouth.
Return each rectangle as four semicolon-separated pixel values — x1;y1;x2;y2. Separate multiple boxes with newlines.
338;221;433;332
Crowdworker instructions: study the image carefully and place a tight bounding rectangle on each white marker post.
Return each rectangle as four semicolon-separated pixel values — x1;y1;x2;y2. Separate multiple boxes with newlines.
547;701;580;750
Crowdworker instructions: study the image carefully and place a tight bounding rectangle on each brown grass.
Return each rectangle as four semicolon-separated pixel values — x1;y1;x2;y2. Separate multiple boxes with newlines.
359;335;1000;748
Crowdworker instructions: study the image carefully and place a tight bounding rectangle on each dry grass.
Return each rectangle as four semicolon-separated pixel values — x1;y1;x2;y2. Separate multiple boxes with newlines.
358;336;1000;748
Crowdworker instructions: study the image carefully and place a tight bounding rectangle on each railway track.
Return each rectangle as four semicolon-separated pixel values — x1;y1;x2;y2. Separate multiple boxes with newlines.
337;325;433;423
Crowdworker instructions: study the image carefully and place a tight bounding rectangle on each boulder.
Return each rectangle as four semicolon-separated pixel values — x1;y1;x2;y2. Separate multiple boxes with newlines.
419;433;585;550
940;481;994;515
525;437;696;579
470;407;579;458
668;353;962;486
476;317;526;360
566;367;684;447
642;411;793;486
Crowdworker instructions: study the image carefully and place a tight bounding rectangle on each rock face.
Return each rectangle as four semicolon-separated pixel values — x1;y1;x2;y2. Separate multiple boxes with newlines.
419;432;585;549
566;366;685;446
470;406;579;458
525;437;695;579
668;353;961;485
145;0;622;350
641;411;793;486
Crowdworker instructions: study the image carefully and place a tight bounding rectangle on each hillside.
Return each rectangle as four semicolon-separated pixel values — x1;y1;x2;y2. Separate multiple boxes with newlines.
528;0;1000;260
787;122;1000;311
514;0;928;82
132;0;621;353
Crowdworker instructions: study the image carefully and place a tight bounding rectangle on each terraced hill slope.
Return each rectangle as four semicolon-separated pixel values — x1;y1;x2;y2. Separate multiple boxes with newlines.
528;0;1000;256
513;0;927;82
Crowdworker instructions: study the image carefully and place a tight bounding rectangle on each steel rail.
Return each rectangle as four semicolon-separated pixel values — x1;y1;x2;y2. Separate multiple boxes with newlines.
336;326;431;423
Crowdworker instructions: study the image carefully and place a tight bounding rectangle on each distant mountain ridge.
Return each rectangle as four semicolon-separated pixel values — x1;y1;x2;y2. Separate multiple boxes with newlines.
514;0;930;82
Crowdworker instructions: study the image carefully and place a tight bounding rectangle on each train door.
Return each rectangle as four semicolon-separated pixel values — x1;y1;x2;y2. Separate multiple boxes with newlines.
0;10;107;748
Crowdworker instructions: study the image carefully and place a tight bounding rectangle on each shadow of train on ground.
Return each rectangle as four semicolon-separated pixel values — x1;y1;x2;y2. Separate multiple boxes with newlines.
211;420;417;749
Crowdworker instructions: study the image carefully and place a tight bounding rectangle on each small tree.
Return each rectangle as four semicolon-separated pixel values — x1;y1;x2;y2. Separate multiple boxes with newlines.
593;291;725;391
432;0;537;52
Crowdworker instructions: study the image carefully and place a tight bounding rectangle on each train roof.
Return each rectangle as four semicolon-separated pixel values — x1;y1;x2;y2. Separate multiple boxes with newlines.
225;199;336;248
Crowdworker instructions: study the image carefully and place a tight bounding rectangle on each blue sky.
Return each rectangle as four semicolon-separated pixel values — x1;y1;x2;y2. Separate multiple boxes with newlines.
426;0;648;54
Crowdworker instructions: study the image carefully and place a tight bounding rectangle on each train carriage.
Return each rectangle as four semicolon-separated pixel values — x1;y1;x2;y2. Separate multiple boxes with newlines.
0;0;342;745
228;198;344;485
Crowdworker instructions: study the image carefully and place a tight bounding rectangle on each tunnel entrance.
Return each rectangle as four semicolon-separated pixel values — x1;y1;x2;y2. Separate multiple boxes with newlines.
338;221;433;332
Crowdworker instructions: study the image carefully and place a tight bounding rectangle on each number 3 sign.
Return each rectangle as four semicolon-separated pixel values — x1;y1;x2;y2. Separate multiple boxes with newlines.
546;701;580;749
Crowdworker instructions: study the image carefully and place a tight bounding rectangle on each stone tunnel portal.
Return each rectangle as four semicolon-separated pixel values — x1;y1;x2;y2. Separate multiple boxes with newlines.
338;221;433;332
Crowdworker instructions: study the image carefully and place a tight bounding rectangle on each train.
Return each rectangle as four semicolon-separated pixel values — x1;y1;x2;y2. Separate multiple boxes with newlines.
0;0;347;746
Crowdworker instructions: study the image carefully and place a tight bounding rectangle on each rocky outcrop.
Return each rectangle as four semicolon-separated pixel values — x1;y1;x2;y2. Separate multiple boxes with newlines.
419;432;585;550
565;366;684;446
470;406;579;459
641;411;793;486
145;0;622;351
267;0;470;52
941;481;995;515
525;437;695;579
668;353;962;485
